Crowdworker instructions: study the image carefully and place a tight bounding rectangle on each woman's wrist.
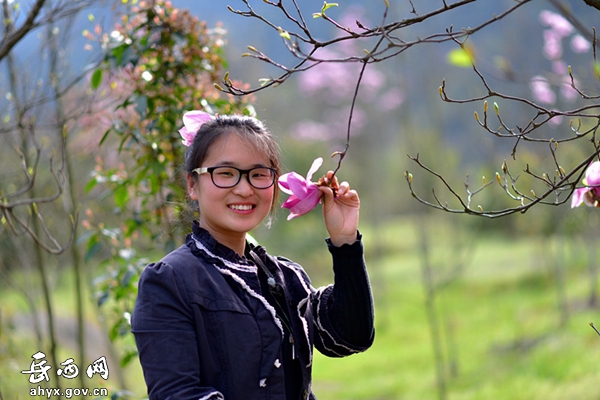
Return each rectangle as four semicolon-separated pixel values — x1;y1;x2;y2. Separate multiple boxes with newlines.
329;231;358;247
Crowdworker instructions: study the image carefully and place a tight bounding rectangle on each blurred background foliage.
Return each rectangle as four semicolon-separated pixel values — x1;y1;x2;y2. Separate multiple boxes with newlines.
1;0;600;399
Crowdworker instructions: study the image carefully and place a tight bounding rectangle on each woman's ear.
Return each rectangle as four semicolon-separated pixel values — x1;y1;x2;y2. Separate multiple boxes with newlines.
186;172;199;200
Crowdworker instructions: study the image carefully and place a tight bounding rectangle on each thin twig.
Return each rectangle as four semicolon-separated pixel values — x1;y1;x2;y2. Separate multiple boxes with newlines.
590;322;600;336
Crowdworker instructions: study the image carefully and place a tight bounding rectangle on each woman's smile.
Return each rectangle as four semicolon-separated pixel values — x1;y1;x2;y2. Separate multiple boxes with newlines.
228;203;256;212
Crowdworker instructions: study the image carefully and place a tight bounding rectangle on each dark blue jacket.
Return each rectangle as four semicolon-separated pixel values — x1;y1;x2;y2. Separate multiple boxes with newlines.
132;224;374;400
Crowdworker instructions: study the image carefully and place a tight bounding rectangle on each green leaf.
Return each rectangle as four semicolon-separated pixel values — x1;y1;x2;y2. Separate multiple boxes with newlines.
114;186;129;208
109;322;120;341
121;266;136;287
243;105;257;118
99;128;111;146
322;2;339;12
91;68;103;90
85;242;103;263
447;47;473;68
314;1;338;17
97;291;110;307
135;95;148;117
85;178;98;194
124;218;141;235
120;349;138;368
111;44;126;65
594;61;600;79
76;230;94;246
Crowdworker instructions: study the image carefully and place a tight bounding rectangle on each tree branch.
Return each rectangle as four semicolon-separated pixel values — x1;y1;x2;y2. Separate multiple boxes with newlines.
0;0;46;61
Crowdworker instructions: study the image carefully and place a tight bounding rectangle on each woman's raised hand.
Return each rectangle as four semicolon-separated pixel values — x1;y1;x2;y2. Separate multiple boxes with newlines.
319;171;360;247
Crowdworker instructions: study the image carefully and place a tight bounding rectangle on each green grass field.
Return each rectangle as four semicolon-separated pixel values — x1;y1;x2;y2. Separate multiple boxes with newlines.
1;216;599;399
311;218;600;399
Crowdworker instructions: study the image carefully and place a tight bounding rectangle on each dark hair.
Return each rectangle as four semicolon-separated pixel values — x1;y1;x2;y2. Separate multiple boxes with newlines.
184;114;281;217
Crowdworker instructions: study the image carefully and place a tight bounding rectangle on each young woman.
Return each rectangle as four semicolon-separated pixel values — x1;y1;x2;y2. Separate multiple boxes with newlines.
132;113;375;400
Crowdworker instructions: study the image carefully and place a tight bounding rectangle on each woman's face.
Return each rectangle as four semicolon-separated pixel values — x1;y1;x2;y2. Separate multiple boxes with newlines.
187;133;275;250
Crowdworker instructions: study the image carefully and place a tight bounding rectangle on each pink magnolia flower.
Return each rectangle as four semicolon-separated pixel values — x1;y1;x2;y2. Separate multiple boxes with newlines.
571;161;600;208
571;34;591;54
530;75;556;105
278;157;324;220
539;10;573;38
178;110;214;146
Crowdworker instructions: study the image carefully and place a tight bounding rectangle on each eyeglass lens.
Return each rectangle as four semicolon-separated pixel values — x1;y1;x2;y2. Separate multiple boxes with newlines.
211;166;275;189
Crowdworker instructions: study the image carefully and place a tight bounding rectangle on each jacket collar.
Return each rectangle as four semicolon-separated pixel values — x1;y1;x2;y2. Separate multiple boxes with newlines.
188;221;249;261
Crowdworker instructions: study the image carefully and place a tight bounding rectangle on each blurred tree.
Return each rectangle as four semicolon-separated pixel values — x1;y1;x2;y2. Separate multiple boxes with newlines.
0;0;98;252
0;0;125;395
84;0;255;371
0;0;102;61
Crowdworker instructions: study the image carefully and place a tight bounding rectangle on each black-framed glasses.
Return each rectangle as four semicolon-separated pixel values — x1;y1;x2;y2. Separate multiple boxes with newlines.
193;166;277;189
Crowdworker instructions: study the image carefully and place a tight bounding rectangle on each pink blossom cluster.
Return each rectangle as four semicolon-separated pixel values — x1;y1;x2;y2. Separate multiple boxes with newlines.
529;10;591;108
571;161;600;208
293;5;404;141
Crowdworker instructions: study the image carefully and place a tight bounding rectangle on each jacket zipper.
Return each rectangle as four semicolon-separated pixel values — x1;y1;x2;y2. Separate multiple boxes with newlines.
290;334;295;360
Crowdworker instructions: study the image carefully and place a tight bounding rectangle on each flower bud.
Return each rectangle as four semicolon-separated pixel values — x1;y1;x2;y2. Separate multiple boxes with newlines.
278;27;291;40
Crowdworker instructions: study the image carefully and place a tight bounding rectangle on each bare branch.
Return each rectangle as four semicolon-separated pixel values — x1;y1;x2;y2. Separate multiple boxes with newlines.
0;126;76;254
0;0;100;61
0;0;46;60
221;1;533;96
583;0;600;12
223;0;600;218
405;149;600;218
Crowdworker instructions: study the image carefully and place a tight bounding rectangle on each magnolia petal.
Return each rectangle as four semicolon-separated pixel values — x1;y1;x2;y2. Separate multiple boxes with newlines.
283;173;316;198
287;213;299;220
179;110;214;147
306;157;323;181
284;189;322;219
571;187;587;208
183;110;214;127
585;161;600;186
278;172;305;195
281;195;302;209
178;126;196;146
